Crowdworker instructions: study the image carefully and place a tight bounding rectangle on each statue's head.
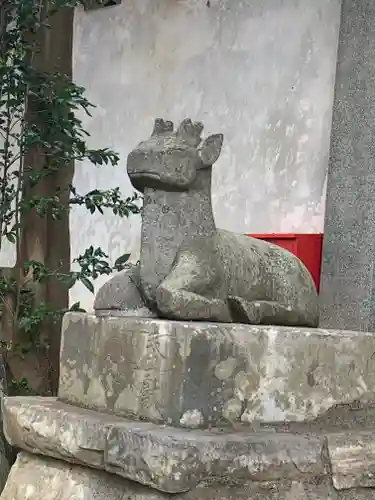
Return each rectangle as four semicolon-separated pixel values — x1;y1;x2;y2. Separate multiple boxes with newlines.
127;118;223;192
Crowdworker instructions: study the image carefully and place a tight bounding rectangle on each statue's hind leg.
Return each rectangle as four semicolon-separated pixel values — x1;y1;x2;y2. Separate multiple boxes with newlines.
156;286;231;322
228;297;318;327
94;265;156;318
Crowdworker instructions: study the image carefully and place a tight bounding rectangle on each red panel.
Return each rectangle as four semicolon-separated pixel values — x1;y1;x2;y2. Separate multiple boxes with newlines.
247;233;323;292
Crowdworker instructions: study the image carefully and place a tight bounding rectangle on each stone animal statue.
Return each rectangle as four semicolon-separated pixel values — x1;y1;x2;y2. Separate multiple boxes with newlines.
95;118;319;327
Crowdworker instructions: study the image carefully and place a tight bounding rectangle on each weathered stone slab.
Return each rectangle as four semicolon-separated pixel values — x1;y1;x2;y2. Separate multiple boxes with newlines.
327;430;375;489
339;491;375;500
187;481;338;500
3;397;115;470
60;312;375;427
0;453;337;500
106;419;325;492
3;396;326;494
0;453;165;500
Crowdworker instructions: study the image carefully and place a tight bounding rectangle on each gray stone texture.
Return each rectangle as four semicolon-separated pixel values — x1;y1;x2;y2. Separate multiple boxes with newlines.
327;430;375;490
0;453;163;500
0;453;341;500
95;118;318;327
94;265;157;318
340;492;375;500
319;0;375;331
6;400;375;500
2;396;326;494
59;312;375;427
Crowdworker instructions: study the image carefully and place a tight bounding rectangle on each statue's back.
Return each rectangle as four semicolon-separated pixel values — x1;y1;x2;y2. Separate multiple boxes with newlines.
215;230;317;310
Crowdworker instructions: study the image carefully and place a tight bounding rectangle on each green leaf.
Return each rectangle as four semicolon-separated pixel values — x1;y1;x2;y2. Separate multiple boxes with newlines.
69;301;86;312
81;277;94;294
65;276;77;289
114;253;130;267
5;232;16;243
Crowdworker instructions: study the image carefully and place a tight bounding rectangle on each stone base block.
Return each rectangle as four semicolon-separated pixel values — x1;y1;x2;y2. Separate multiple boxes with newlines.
3;396;326;494
0;453;161;500
0;452;341;500
59;312;375;428
5;398;375;499
4;452;375;500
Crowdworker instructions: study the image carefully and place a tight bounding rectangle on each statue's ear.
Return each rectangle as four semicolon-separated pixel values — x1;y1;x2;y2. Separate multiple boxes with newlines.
199;134;223;166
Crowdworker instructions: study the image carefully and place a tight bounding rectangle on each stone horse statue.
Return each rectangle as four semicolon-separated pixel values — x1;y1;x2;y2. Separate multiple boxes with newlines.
95;118;318;327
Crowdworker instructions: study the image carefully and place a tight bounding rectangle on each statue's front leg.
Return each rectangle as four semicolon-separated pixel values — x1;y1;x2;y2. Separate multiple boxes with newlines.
155;251;232;323
156;285;231;322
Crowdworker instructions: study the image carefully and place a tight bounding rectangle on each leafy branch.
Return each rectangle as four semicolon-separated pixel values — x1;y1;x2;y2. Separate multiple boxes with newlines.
0;0;142;395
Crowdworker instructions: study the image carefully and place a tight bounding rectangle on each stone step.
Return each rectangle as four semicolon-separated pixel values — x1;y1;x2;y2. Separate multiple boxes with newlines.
0;452;341;500
1;453;165;500
5;396;375;496
59;312;375;429
2;396;330;494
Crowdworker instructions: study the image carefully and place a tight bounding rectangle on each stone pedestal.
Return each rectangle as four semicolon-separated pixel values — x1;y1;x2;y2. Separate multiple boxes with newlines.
4;313;375;499
319;0;375;331
59;313;375;426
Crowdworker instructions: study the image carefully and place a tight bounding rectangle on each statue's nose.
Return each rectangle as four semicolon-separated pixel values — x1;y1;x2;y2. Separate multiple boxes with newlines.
127;150;147;170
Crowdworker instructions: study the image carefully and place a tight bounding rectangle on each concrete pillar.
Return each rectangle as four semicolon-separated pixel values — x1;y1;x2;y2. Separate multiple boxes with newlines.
319;0;375;331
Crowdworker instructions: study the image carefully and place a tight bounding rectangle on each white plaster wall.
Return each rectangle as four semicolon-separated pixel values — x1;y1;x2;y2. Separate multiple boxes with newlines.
70;0;341;310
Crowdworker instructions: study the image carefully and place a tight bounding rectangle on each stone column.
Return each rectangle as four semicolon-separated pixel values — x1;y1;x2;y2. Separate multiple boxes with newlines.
319;0;375;331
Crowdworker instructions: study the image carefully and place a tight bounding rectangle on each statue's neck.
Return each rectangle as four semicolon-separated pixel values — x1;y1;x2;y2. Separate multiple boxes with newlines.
139;168;215;308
